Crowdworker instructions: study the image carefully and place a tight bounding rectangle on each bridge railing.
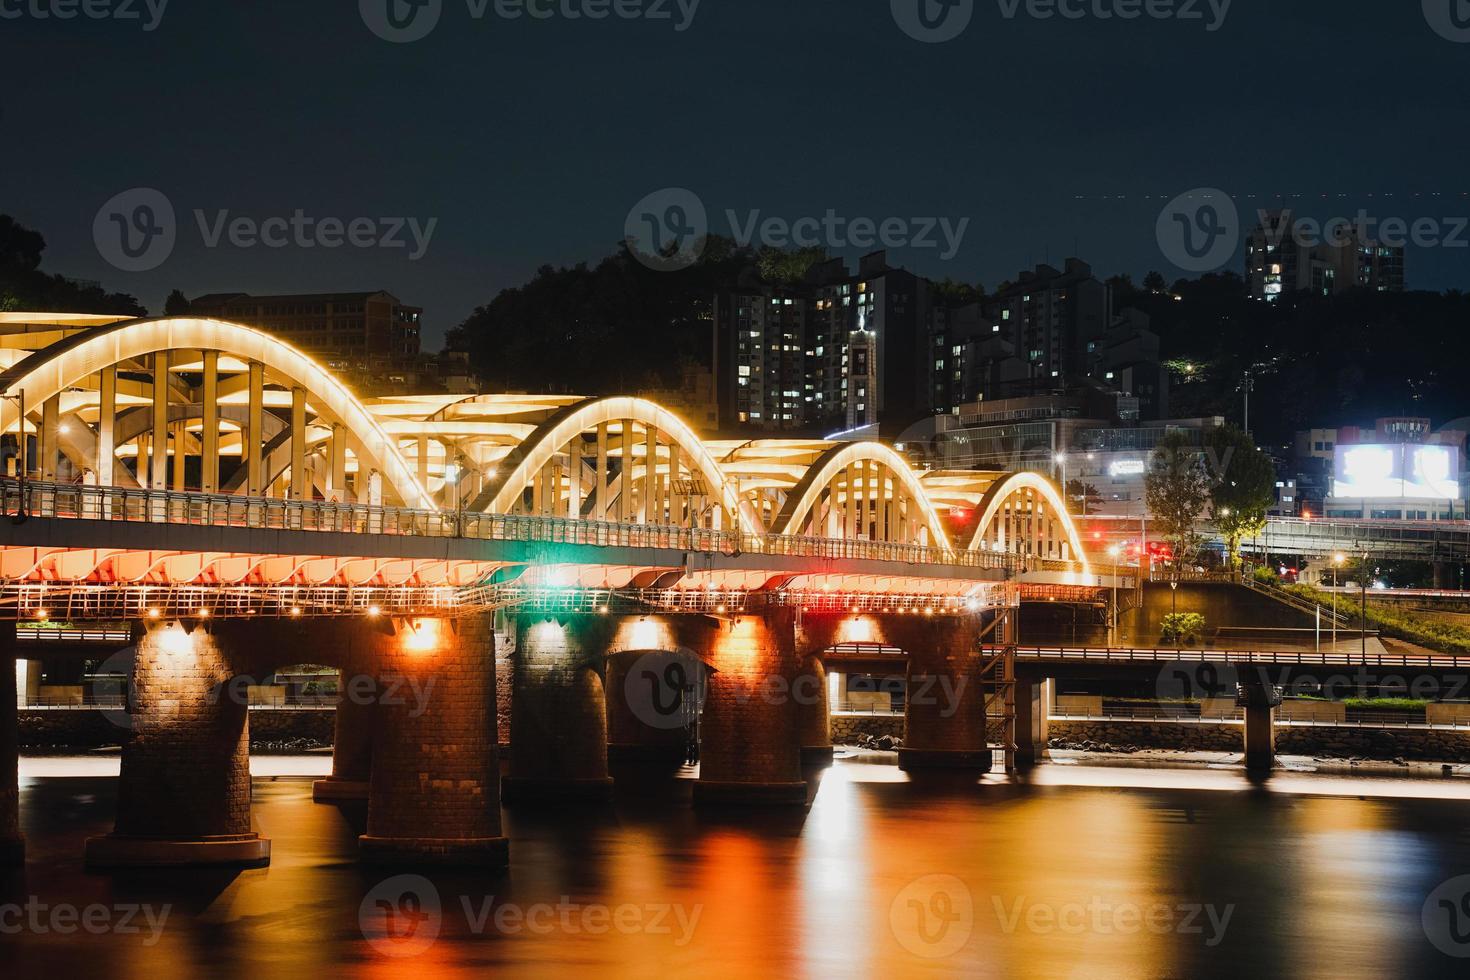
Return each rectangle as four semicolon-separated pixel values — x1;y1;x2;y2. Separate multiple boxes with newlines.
1015;645;1468;669
1;479;1014;571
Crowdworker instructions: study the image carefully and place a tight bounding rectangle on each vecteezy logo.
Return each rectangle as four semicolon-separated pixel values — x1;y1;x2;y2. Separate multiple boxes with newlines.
624;188;707;272
1424;0;1470;42
889;874;974;959
360;0;443;43
93;188;176;273
1424;875;1470;957
1155;659;1239;717
891;0;973;42
624;650;705;729
360;874;442;958
1156;187;1238;273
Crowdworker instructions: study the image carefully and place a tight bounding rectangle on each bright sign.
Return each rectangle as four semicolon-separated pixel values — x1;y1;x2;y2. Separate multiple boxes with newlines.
1109;459;1147;477
1332;444;1460;500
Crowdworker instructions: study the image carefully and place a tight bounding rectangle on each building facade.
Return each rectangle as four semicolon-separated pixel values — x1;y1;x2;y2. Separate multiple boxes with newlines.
1245;210;1406;302
187;290;425;391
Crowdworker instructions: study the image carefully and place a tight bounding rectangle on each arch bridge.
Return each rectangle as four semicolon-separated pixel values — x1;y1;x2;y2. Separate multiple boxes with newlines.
0;314;1103;618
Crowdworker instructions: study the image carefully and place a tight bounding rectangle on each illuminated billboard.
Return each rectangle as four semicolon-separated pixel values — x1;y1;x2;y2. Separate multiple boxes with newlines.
1332;444;1460;500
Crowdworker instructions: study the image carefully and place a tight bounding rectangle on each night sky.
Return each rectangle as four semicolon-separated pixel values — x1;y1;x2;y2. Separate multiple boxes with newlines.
5;0;1467;347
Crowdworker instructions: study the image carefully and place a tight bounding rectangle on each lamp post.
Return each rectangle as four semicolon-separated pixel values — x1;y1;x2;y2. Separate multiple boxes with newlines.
1360;551;1370;660
1054;451;1067;514
1331;552;1344;650
2;389;26;520
1107;543;1122;647
1169;577;1179;648
444;458;465;538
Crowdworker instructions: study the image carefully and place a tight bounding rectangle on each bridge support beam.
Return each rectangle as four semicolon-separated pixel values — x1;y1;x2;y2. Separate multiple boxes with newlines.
86;623;270;868
694;609;807;806
504;616;613;802
897;615;990;772
1239;676;1278;773
1243;701;1277;774
313;664;375;803
797;653;833;765
1;626;23;865
1013;677;1050;768
360;615;508;869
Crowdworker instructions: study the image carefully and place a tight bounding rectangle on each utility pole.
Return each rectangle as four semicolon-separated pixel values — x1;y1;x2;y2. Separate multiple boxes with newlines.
1360;551;1370;660
1242;368;1255;438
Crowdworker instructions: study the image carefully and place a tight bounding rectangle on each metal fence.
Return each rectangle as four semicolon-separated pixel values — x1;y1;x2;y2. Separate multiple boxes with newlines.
1;479;1018;572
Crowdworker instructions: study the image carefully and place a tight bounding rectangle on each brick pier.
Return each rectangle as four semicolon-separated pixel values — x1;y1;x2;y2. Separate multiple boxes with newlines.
359;614;508;869
85;623;270;868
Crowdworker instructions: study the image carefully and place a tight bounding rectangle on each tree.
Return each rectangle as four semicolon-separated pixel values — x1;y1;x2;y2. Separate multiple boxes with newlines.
1142;270;1167;293
1205;424;1277;569
164;289;191;316
1065;479;1102;515
0;214;146;317
1145;431;1211;575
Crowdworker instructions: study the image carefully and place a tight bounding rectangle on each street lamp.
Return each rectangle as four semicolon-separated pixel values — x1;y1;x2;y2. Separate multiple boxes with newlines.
1107;543;1122;646
1054;451;1067;513
1331;553;1345;650
443;458;466;537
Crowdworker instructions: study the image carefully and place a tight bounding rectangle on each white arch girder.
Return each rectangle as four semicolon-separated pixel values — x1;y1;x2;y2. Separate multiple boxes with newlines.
0;317;433;509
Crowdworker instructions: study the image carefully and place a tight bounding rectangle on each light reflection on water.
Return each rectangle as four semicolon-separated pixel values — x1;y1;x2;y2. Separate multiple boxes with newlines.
5;755;1470;978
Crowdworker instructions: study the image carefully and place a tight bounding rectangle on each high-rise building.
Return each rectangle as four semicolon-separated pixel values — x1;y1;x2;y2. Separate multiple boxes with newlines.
1245;210;1406;302
714;252;935;433
936;260;1168;420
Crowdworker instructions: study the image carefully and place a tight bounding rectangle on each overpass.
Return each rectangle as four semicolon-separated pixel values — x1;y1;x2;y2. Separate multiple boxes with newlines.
1245;516;1470;563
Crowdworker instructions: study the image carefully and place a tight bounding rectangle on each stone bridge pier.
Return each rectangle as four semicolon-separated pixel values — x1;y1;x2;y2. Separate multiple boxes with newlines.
2;626;23;866
359;614;507;869
85;621;270;868
802;612;991;772
312;645;377;804
505;610;818;806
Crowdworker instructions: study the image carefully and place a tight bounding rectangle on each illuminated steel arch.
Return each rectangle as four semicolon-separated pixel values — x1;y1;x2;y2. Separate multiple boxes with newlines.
967;471;1089;569
767;442;952;548
0;317;433;509
468;396;763;533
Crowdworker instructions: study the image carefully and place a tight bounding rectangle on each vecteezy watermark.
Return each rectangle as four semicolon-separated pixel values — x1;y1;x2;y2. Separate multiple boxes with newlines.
0;899;171;946
359;875;703;958
891;0;975;43
726;210;969;262
892;0;1230;43
624;187;708;273
210;672;438;719
1156;187;1239;273
1255;209;1469;250
1423;0;1470;43
1424;875;1470;958
359;0;700;43
624;187;969;272
890;875;974;958
93;188;437;272
0;0;169;31
992;896;1235;946
624;649;706;729
995;0;1231;30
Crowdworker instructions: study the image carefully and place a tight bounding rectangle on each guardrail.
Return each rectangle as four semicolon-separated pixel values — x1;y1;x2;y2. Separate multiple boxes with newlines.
1;479;1014;572
14;626;131;643
1049;708;1468;730
1015;646;1458;669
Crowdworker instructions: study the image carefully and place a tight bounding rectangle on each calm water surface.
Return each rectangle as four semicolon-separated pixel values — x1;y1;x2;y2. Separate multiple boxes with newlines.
7;753;1470;978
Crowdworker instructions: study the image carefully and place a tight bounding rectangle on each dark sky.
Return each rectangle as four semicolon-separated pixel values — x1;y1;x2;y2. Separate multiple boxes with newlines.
5;0;1467;347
